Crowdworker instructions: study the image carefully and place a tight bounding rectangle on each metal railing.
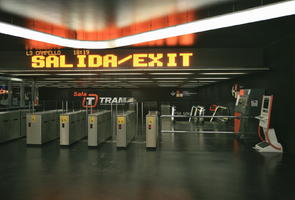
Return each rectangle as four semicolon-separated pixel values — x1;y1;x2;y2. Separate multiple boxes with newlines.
160;115;250;119
160;114;250;134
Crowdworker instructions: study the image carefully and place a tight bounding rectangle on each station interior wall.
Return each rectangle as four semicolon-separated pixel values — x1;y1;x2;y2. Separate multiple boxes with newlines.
39;35;295;154
197;35;295;155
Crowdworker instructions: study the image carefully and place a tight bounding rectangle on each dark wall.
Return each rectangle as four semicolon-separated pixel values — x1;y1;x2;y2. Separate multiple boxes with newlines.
196;35;295;154
38;35;295;153
39;87;200;113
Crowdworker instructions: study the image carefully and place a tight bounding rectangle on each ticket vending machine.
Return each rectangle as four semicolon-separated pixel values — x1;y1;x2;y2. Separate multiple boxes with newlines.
234;89;264;139
253;95;282;152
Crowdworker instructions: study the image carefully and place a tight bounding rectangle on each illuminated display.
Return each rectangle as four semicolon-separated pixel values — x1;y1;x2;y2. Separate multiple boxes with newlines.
0;48;263;71
28;50;193;69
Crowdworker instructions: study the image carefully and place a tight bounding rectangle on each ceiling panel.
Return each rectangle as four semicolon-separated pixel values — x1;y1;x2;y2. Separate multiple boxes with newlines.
0;0;293;50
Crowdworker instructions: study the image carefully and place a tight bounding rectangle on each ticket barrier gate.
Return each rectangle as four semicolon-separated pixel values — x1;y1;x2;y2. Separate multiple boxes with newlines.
116;111;136;148
20;110;30;137
88;110;112;147
0;110;31;143
0;110;21;143
146;111;159;149
60;110;87;146
189;106;205;123
160;105;172;130
27;110;62;145
210;105;228;123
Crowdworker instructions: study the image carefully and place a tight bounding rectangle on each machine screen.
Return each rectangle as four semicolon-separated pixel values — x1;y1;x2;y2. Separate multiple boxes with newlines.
263;99;269;109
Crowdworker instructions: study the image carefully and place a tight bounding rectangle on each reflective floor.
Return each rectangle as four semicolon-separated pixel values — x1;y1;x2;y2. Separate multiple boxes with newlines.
0;133;294;200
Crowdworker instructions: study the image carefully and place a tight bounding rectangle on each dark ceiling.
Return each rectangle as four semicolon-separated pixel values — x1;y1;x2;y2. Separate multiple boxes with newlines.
0;0;293;50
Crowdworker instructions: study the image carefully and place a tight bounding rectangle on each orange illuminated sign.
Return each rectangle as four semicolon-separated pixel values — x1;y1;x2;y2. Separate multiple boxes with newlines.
29;52;193;69
0;88;8;95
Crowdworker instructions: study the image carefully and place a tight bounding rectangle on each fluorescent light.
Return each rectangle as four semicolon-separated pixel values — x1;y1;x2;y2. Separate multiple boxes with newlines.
10;78;23;81
128;81;154;83
198;81;217;83
149;73;193;75
200;73;246;75
187;82;206;84
157;81;184;83
153;78;187;80
66;81;93;83
80;78;112;80
0;1;294;49
56;73;97;76
43;78;75;80
181;85;197;87
158;85;179;87
180;85;202;88
13;74;51;76
116;78;149;80
194;77;230;79
190;80;217;83
38;81;60;83
102;73;144;75
183;85;205;87
94;81;120;83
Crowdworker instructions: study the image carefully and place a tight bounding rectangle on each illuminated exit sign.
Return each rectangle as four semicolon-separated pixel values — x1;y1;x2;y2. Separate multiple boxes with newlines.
26;50;193;69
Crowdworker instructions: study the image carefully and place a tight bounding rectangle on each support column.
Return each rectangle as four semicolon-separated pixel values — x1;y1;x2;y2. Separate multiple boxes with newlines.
20;83;25;107
31;81;36;111
7;81;12;107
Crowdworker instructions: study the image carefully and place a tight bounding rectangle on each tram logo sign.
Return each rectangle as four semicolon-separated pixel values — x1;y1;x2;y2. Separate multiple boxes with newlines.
82;94;99;108
73;91;133;108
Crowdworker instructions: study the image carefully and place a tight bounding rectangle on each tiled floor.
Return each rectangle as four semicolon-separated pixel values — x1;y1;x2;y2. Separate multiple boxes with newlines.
0;132;294;200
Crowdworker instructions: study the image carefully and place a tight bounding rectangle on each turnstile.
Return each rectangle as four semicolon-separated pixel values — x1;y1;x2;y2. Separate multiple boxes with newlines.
88;110;112;147
146;111;159;148
60;110;87;146
20;109;30;137
26;110;62;145
160;105;172;130
0;109;31;143
0;110;21;143
116;111;136;148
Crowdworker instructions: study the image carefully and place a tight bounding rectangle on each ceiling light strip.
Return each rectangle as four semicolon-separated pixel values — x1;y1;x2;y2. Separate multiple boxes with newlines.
0;1;294;49
200;73;247;75
0;68;269;73
149;73;193;75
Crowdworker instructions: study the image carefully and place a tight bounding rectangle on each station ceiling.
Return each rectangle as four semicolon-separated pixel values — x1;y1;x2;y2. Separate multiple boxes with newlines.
0;0;294;88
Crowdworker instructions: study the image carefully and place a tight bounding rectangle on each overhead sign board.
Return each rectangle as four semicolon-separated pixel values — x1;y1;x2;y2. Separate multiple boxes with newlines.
0;48;264;71
26;49;193;69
